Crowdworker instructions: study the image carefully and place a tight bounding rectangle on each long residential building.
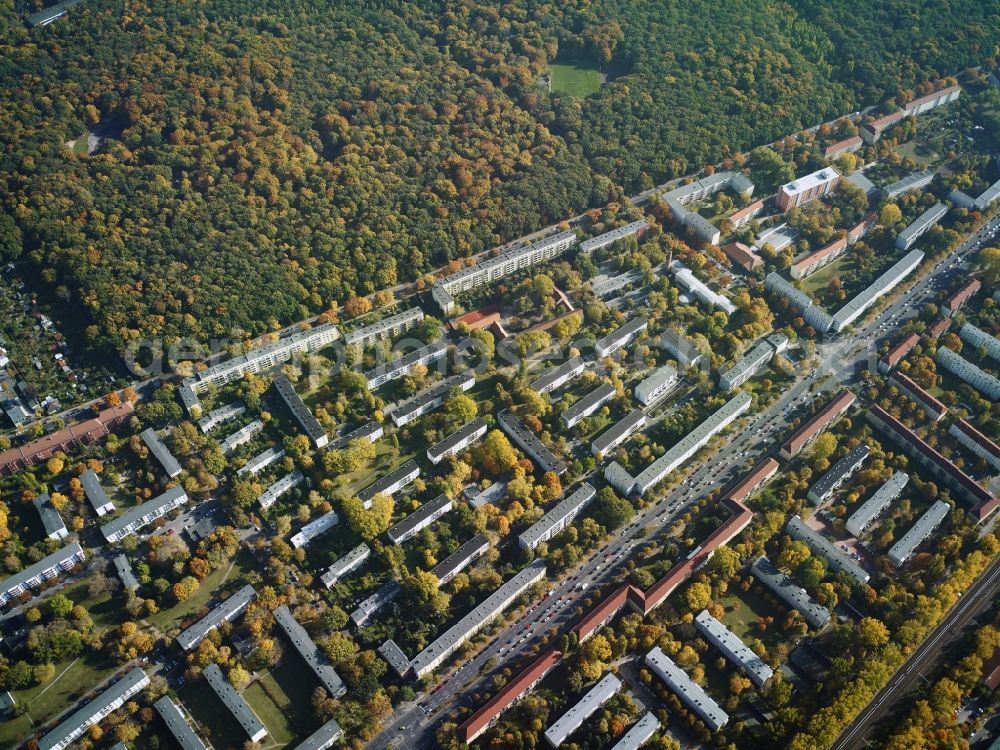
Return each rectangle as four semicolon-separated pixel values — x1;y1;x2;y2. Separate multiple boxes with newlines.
0;542;85;606
663;171;755;246
879;332;920;373
780;390;856;459
950;419;1000;472
101;486;189;543
594;317;648;358
807;444;870;505
848;212;878;244
695;610;774;687
544;673;622;748
823;135;863;159
273;374;328;448
888;500;951;567
579;220;649;253
776;167;840;211
936;347;1000;399
846;471;910;537
432;533;490;584
410;560;547;677
236;446;286;477
880;169;935;199
176;585;257;651
427;418;488;464
610;713;661;750
591;409;646;457
113;554;140;591
184;324;340;395
561;383;616;429
645;647;728;731
320;544;371;588
959;323;1000;362
273;605;346;697
670;261;736;314
140;427;182;478
257;470;304;511
903;83;961;114
620;392;751;497
950;178;1000;212
343;307;423;348
895;203;947;250
860;110;907;144
330;420;383;450
219;419;264;455
35;494;67;541
942;279;982;316
80;469;114;516
830;249;924;332
38;668;149;750
431;230;578;314
635;364;679;405
457;649;563;744
387;494;453;544
790;237;848;280
203;664;267;743
866;406;998;521
290;510;339;549
718;334;787;391
499;410;567;476
519;483;597;551
752;556;830;628
386;372;475;427
358;460;420;508
764;272;834;333
197;402;246;433
728;200;765;229
660;329;705;369
890;371;948;421
379;638;412;678
292;718;344;750
154;696;208;750
786;516;870;584
530;356;586;395
351;582;402;627
363;340;448;389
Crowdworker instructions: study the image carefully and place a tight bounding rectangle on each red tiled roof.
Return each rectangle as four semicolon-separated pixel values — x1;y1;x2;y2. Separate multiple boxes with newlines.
927;318;951;339
724;458;779;504
729;200;765;223
881;333;920;369
943;279;981;314
781;390;856;457
573;583;634;643
954;419;1000;460
904;84;961;111
981;648;1000;690
722;242;762;271
890;372;948;418
823;136;862;158
791;237;848;276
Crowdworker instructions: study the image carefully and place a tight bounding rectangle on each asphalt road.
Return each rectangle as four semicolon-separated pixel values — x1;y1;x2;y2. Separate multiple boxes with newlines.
368;216;1000;750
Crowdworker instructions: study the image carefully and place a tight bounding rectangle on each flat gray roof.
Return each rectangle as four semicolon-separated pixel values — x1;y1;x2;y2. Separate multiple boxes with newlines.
610;712;660;750
786;516;870;584
751;556;830;629
154;696;207;750
203;663;266;741
544;673;622;747
519;483;597;550
387;493;453;543
100;485;188;543
34;494;67;538
695;610;774;686
113;554;140;591
432;533;490;583
561;383;616;425
529;356;586;393
80;469;112;512
351;581;402;627
0;543;84;600
38;668;148;750
290;717;344;750
274;375;327;445
592;409;646;456
176;585;256;651
140;427;182;478
272;605;345;697
427;418;488;462
594;317;647;355
499;410;567;476
808;444;870;504
378;638;412;677
646;646;728;731
358;460;420;504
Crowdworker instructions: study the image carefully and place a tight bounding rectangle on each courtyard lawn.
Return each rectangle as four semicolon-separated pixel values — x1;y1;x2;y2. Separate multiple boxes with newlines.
0;650;118;748
548;59;601;98
244;679;296;747
178;679;248;750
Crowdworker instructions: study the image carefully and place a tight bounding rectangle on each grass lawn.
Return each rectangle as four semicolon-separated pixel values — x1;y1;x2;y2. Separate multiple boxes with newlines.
332;443;417;500
894;139;938;166
244;679;295;746
178;680;248;750
798;253;853;300
548;59;601;98
144;548;252;634
716;587;787;652
0;650;119;747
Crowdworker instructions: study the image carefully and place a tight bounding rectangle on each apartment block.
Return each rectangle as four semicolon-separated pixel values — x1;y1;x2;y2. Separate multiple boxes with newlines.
830;249;924;332
823;135;863;159
236;446;286;477
807;444;870;505
634;364;679;406
660;329;704;369
591;409;646;457
751;556;830;629
544;673;622;747
80;469;114;516
499;410;567;476
895;203;947;250
780;390;856;459
427;418;488;464
764;272;834;334
518;483;597;551
273;605;346;697
320;544;371;588
363;340;448;390
431;533;490;585
219;419;264;455
561;383;616;429
722;241;763;272
38;668;149;750
386;372;475;427
0;543;85;606
343;307;423;348
176;585;257;651
154;696;208;750
860;110;906;144
718;334;787;391
35;494;68;541
530;356;587;395
942;279;981;316
610;713;661;750
959;323;1000;363
670;261;736;314
776;168;840;211
847;212;878;244
257;470;304;511
351;582;402;627
645;647;728;731
290;510;339;549
140;427;182;479
728;200;765;230
695;610;774;687
410;560;546;677
889;371;948;421
846;471;910;537
594;317;648;358
880;169;935;200
330;420;383;450
113;554;140;591
879;332;920;373
903;84;961;115
786;516;870;584
197;402;246;433
292;718;344;750
273;374;328;448
379;638;412;678
358;460;420;508
578;220;649;253
387;493;453;544
101;486;189;543
950;419;1000;472
790;237;848;280
935;347;1000;399
888;500;950;567
203;664;267;743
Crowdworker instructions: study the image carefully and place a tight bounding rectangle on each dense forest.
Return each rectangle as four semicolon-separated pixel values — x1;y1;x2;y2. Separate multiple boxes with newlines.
1;0;997;349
